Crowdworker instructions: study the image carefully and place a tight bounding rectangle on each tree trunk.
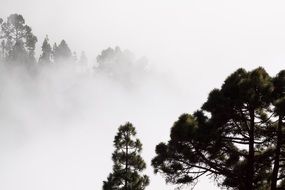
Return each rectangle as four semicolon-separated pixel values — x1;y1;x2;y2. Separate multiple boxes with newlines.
247;109;255;190
271;116;283;190
125;131;129;190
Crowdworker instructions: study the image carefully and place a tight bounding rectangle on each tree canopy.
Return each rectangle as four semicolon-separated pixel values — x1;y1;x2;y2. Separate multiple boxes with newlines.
103;122;149;190
96;47;148;86
53;40;72;63
39;35;52;64
0;14;37;64
152;67;285;190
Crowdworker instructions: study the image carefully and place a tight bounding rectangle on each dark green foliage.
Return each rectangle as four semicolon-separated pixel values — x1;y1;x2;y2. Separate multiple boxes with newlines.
270;70;285;190
152;67;285;190
103;122;149;190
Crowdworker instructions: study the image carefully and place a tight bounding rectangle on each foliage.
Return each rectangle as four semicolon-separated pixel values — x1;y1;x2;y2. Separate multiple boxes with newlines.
39;35;52;64
103;122;149;190
152;67;285;190
0;14;37;64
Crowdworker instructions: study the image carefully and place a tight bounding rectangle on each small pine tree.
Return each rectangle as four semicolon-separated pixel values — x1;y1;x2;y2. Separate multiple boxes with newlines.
103;122;149;190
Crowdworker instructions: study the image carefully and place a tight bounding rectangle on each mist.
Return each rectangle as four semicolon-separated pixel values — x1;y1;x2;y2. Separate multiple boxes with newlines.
0;56;214;190
1;1;285;189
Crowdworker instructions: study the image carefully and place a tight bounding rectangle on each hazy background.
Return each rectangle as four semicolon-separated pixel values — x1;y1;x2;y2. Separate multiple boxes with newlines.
0;0;284;189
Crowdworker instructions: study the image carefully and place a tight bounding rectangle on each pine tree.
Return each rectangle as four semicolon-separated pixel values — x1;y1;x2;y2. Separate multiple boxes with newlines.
39;35;52;64
103;122;149;190
152;67;281;190
53;40;72;63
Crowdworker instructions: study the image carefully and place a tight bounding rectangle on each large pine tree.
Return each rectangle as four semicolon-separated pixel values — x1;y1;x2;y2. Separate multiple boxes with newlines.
103;122;149;190
152;67;285;190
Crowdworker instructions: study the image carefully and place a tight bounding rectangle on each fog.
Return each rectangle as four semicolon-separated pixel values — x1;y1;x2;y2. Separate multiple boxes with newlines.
0;0;285;189
0;60;212;190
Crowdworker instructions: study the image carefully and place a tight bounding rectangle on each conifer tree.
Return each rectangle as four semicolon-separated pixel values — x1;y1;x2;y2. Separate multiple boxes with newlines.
103;122;149;190
53;40;72;63
152;67;283;190
39;35;52;64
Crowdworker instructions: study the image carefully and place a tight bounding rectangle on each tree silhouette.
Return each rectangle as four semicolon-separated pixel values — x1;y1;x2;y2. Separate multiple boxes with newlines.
152;67;285;190
0;14;37;64
103;122;149;190
52;40;72;63
39;35;52;64
79;51;87;65
270;70;285;190
96;47;148;86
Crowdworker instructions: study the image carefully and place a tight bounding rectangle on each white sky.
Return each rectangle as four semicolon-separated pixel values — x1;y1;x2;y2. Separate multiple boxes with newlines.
0;0;285;190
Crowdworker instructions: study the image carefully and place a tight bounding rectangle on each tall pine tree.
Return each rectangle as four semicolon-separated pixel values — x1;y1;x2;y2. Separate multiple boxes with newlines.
39;35;52;64
103;122;149;190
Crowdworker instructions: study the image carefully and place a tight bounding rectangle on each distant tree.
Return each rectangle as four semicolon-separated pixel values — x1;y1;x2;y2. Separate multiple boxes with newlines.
38;35;52;64
72;51;77;63
53;40;72;63
0;18;3;60
96;47;148;86
79;51;87;65
51;42;57;62
96;47;131;75
0;14;37;64
0;40;4;61
103;122;149;190
152;67;285;190
8;39;29;63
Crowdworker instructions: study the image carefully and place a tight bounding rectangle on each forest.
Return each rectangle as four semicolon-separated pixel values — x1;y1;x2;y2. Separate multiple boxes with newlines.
1;13;285;190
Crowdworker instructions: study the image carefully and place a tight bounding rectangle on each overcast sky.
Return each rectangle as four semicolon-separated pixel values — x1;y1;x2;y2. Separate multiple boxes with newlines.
0;0;284;79
0;0;285;190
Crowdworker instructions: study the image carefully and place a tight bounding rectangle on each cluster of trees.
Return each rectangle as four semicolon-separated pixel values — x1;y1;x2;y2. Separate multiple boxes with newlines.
152;67;285;190
95;46;148;86
0;13;147;88
96;47;147;76
105;68;285;190
0;13;145;74
2;13;285;190
0;14;87;66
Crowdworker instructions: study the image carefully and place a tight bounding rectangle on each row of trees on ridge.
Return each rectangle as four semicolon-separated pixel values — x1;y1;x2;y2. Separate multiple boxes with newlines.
0;14;87;66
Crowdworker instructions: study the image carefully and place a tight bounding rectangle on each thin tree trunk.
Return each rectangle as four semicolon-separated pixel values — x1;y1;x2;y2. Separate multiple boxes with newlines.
271;116;283;190
125;131;129;190
247;109;255;190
